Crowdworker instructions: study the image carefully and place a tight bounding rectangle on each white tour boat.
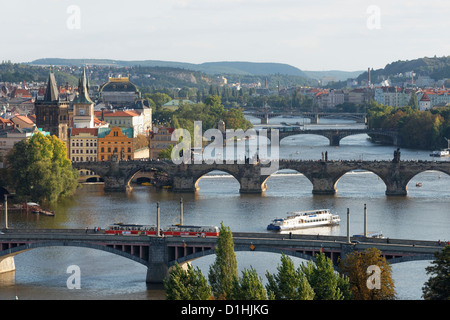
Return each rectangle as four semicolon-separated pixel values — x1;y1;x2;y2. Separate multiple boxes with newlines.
267;209;340;231
430;149;450;157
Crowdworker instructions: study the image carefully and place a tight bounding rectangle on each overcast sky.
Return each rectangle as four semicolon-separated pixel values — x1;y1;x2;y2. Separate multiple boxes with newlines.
1;0;449;71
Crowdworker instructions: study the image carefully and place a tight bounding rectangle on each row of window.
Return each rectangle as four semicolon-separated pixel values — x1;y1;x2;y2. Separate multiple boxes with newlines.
72;142;97;147
72;149;97;154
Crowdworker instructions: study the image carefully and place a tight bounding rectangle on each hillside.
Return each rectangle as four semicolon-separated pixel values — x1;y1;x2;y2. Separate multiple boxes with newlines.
357;56;450;83
29;58;309;77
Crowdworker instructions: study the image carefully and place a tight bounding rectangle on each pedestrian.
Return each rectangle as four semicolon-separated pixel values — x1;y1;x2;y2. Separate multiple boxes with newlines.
85;227;88;234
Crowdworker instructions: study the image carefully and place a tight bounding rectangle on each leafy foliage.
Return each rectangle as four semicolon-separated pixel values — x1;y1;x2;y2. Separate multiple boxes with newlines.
265;253;314;300
231;267;267;300
300;252;352;300
5;132;79;203
339;247;395;300
367;102;450;149
164;262;212;300
422;245;450;300
208;222;238;299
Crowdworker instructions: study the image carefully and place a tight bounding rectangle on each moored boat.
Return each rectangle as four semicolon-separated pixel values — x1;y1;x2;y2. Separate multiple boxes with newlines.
267;209;340;231
430;149;450;157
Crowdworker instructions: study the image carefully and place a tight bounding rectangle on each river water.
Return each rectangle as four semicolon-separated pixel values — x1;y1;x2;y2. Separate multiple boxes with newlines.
0;117;449;300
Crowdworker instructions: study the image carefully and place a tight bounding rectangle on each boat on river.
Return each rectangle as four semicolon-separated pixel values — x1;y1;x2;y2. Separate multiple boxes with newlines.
267;209;340;231
430;149;450;157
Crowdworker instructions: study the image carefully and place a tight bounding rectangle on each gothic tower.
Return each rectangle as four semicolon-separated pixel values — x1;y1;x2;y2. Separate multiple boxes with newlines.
72;67;94;128
35;72;70;145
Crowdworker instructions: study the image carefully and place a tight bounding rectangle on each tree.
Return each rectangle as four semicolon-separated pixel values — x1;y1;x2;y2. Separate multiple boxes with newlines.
158;145;173;160
6;132;78;203
265;253;314;300
231;267;267;300
300;252;352;300
208;222;238;299
339;247;395;300
164;262;212;300
422;245;450;300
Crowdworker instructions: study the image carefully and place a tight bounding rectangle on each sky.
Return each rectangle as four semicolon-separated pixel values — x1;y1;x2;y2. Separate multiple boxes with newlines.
1;0;449;71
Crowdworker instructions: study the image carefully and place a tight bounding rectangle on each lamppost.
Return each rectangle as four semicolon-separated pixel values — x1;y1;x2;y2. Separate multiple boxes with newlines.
3;193;15;230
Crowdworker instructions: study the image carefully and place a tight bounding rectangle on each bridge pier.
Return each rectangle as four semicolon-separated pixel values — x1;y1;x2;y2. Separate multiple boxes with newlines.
146;237;169;284
260;114;269;125
239;177;267;193
173;176;198;193
0;256;15;274
330;135;340;147
103;176;132;192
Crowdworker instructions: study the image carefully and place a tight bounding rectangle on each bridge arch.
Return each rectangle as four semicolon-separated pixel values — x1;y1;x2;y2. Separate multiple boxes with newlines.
261;169;314;194
279;133;330;146
168;246;317;268
405;169;450;193
334;170;387;195
0;241;149;267
332;167;391;196
193;169;241;192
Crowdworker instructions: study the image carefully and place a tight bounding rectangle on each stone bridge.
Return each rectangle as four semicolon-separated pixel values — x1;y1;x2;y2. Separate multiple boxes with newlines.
245;110;367;125
72;159;450;196
0;229;441;283
272;127;400;146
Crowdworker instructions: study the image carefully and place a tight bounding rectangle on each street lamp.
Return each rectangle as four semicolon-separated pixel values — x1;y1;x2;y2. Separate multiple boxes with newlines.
3;193;15;230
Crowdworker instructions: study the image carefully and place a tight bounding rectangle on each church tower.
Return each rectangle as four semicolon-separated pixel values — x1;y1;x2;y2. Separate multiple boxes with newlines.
72;67;94;128
35;71;70;144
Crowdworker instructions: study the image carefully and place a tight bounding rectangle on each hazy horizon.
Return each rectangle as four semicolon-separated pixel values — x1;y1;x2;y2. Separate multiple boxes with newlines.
1;0;449;72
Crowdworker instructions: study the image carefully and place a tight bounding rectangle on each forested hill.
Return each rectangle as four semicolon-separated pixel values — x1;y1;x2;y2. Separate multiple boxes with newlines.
28;58;308;77
357;56;450;82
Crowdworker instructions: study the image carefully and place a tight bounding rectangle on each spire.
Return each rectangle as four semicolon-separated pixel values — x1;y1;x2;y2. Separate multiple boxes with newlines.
74;66;93;104
43;72;59;102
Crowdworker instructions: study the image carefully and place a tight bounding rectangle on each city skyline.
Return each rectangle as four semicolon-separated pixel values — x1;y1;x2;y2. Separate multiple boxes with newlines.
1;0;449;72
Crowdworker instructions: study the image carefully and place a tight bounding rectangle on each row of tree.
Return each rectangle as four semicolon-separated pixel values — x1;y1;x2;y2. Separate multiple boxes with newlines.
367;101;450;150
164;223;398;300
151;95;253;136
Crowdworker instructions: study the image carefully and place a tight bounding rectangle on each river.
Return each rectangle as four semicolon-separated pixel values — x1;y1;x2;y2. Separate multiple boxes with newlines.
0;117;449;300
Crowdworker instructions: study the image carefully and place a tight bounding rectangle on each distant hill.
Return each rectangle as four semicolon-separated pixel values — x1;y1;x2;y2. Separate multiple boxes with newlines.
28;58;309;77
357;56;450;83
303;70;364;81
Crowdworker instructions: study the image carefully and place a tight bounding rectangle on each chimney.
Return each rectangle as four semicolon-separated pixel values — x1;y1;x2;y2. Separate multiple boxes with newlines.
368;68;371;87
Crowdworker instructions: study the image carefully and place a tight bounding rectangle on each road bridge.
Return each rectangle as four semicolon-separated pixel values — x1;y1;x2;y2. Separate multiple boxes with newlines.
245;110;367;125
271;127;400;146
0;229;442;283
71;159;450;196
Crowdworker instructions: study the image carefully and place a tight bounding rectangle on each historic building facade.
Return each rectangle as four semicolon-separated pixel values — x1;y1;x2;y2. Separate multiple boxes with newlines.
34;73;70;146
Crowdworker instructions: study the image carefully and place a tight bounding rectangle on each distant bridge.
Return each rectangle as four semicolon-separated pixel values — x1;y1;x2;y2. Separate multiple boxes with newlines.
0;229;441;283
244;110;367;125
270;127;400;146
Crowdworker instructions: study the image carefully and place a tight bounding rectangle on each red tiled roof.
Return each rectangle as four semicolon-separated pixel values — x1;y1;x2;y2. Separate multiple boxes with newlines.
11;115;34;124
70;128;98;136
94;110;140;118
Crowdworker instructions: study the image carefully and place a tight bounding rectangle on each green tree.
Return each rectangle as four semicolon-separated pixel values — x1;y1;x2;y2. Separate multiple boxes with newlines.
231;267;267;300
6;132;78;203
158;145;173;160
300;252;352;300
208;222;238;299
265;253;314;300
164;262;212;300
422;245;450;300
339;247;395;300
